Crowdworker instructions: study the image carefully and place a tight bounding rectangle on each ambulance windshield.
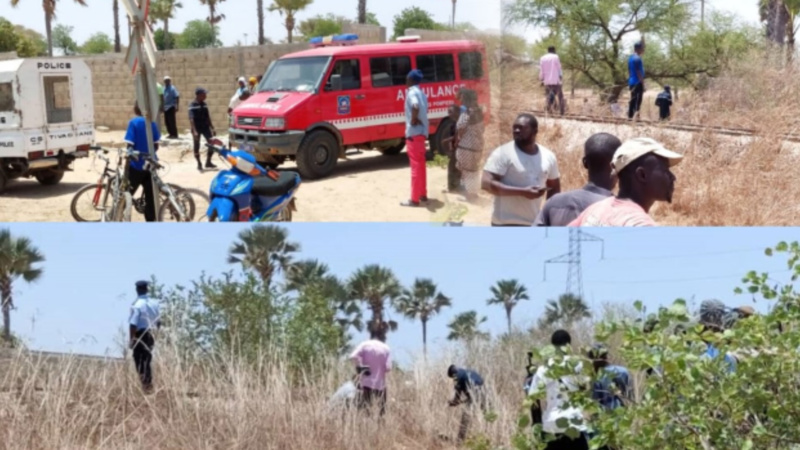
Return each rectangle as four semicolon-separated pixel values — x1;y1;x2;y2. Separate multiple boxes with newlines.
259;56;330;93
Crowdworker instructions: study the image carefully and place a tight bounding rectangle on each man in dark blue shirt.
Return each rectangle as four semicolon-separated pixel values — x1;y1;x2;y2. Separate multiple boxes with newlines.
655;85;673;121
124;103;161;222
188;87;217;172
627;42;646;120
447;365;486;443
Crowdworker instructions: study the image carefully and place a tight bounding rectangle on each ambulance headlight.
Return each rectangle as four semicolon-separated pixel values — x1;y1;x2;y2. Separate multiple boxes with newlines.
264;118;285;129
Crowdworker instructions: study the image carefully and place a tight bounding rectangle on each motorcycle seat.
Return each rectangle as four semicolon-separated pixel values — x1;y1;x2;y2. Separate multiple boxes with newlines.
251;171;300;197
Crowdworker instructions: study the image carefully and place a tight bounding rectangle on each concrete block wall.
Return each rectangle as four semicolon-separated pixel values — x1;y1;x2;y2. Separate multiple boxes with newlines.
77;44;305;131
342;23;387;43
0;51;18;61
404;28;490;42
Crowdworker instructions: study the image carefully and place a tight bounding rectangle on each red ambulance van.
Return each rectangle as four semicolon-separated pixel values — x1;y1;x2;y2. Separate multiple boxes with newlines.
228;35;491;179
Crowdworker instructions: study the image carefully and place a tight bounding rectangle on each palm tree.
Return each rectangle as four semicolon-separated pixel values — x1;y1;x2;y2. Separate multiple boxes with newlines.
199;0;226;24
395;278;451;355
286;259;363;338
227;225;299;288
10;0;88;57
0;230;44;345
446;311;488;342
257;0;265;45
268;0;313;43
113;0;121;52
151;0;183;50
540;293;591;327
487;279;530;334
347;264;401;342
357;0;366;24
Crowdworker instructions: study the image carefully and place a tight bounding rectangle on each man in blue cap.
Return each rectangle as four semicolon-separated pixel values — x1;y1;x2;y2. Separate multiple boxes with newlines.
401;69;429;207
129;280;161;393
188;87;217;172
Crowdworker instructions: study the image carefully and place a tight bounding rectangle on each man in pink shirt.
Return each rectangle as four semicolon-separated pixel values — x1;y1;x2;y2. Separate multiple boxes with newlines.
539;47;565;116
569;137;682;227
349;331;392;416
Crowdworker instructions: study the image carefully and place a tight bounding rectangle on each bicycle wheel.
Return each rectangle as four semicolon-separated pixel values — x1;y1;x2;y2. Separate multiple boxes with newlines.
70;183;108;222
158;188;195;222
111;192;133;222
166;184;196;220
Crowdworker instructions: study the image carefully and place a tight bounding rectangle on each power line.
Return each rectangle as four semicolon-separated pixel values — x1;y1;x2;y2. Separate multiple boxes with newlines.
580;269;793;285
544;229;604;299
601;247;766;262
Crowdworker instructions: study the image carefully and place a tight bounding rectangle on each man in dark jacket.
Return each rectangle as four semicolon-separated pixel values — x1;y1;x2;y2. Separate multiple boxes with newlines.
655;86;673;121
448;365;486;443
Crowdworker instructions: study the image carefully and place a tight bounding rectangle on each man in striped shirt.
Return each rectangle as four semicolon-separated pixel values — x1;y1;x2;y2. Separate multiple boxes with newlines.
569;137;682;226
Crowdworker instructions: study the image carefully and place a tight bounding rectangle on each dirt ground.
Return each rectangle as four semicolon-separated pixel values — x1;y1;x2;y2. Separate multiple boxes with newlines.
0;129;497;224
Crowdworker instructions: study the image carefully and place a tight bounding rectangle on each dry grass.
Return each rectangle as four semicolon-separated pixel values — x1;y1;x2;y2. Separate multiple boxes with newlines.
481;57;800;226
0;325;611;450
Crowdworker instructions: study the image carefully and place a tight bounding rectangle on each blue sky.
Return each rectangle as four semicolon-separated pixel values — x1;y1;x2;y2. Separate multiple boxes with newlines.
3;0;759;47
2;224;794;364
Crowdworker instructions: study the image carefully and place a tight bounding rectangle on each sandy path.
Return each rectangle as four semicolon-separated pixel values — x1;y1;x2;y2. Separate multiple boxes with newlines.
0;130;496;224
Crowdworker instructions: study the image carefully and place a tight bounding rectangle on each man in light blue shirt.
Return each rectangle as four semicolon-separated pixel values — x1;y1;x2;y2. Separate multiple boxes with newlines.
162;76;180;139
129;280;161;392
401;69;429;208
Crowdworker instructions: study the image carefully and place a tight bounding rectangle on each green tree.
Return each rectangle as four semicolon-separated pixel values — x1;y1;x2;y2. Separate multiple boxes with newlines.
506;0;758;102
227;225;299;288
13;25;47;57
150;0;183;50
347;264;401;342
9;0;88;57
154;29;180;50
365;11;380;26
297;14;347;41
268;0;314;44
392;6;442;39
539;293;591;327
487;279;530;334
81;32;112;54
446;311;489;342
395;278;451;356
0;229;44;345
52;23;77;55
198;0;226;24
177;20;221;48
0;18;18;53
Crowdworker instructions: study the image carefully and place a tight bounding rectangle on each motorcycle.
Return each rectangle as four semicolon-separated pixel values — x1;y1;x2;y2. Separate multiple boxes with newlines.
204;139;300;222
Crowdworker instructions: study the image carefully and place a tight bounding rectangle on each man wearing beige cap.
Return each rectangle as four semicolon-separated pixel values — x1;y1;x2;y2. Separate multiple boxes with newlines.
569;137;682;226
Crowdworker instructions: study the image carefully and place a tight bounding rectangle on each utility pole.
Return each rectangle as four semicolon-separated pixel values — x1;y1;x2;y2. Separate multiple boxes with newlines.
543;229;604;300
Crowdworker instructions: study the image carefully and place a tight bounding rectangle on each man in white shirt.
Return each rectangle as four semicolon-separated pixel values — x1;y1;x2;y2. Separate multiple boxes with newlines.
482;113;561;226
349;331;392;416
528;329;590;450
540;46;565;115
129;280;161;393
228;77;251;115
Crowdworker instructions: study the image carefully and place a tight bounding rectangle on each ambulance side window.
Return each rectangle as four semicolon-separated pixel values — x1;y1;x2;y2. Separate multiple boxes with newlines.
43;76;72;124
415;54;455;83
459;52;484;80
327;59;361;91
0;83;13;112
369;56;411;88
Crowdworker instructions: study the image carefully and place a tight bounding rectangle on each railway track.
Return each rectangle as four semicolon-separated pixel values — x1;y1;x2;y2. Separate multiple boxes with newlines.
0;348;123;363
525;109;800;143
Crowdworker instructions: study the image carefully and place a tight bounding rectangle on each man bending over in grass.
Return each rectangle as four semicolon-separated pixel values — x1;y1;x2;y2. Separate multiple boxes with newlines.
350;327;391;416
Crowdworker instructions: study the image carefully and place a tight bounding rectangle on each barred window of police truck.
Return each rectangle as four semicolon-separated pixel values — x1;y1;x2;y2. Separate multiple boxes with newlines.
0;83;13;112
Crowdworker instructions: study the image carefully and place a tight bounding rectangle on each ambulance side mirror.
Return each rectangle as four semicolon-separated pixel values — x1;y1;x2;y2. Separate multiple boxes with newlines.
327;74;342;92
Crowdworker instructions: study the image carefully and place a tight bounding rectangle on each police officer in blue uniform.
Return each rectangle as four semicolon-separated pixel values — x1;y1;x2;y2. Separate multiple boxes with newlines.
129;280;161;392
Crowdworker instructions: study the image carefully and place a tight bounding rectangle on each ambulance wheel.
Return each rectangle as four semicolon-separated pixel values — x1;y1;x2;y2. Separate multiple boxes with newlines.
432;118;455;156
380;142;406;156
35;169;65;186
296;130;339;179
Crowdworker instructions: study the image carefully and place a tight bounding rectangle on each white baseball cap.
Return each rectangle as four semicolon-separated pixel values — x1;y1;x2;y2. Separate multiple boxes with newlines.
163;75;171;80
612;137;683;175
238;76;246;84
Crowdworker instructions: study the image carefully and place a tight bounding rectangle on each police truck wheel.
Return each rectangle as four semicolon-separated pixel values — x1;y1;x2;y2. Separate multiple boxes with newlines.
432;119;454;156
295;130;339;179
380;142;406;156
34;169;64;186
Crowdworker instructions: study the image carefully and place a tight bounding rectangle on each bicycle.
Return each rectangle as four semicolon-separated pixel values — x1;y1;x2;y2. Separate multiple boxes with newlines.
70;146;133;222
128;150;195;222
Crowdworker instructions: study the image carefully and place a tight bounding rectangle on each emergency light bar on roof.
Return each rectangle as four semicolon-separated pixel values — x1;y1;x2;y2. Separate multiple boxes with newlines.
309;34;359;48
